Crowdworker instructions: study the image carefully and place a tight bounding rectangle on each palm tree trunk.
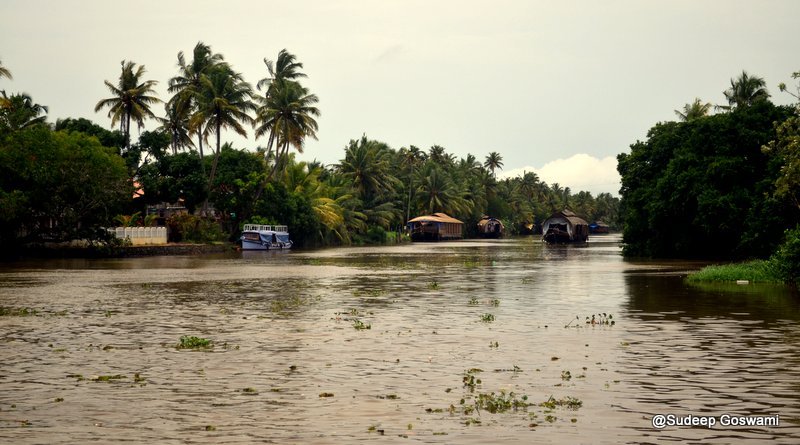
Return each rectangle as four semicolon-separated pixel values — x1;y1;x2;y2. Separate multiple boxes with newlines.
197;126;206;176
207;120;222;190
125;113;132;151
252;130;277;204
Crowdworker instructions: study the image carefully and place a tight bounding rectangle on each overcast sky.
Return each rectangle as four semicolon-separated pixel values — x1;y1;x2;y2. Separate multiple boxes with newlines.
1;0;798;195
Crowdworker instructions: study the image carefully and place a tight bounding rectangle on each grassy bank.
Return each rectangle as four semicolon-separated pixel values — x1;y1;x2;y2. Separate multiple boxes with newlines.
686;260;784;284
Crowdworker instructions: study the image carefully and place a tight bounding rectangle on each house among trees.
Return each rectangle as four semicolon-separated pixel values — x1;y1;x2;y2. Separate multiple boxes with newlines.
542;209;589;243
407;213;464;241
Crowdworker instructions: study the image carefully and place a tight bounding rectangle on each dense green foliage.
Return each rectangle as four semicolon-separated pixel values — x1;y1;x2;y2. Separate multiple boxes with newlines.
686;260;783;283
618;101;796;258
0;125;129;247
688;226;800;283
0;46;620;251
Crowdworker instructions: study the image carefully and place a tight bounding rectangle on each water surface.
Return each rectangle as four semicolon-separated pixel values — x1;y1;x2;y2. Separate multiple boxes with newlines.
1;235;799;444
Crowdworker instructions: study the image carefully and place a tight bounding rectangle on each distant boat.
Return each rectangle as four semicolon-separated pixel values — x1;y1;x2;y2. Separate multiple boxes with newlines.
542;210;589;243
407;213;464;241
589;221;610;234
240;224;293;250
477;216;504;238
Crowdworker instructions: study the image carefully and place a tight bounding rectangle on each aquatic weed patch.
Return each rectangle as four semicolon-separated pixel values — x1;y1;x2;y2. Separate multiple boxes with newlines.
0;307;38;316
564;313;615;327
176;335;213;350
432;368;584;429
269;294;319;315
352;319;372;330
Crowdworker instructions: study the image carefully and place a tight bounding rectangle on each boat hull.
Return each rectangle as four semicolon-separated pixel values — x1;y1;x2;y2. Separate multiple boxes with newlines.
240;229;293;250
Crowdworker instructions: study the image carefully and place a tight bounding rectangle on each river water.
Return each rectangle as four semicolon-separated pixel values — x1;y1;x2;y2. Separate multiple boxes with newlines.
1;235;799;444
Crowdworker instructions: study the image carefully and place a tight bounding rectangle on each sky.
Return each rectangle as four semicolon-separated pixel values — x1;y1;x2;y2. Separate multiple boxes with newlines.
1;0;799;196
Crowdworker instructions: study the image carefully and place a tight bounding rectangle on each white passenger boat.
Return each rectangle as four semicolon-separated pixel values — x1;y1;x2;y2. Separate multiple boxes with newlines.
240;224;293;250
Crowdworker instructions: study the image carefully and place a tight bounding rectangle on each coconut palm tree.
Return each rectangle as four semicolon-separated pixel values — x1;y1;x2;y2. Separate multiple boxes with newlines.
0;58;11;80
415;163;472;216
337;135;398;203
168;42;226;162
256;49;307;99
157;100;194;155
0;91;48;130
254;79;319;179
429;145;454;166
0;92;43;132
719;71;770;111
399;145;426;222
95;60;161;150
675;98;712;121
484;151;504;177
779;71;800;101
190;66;256;189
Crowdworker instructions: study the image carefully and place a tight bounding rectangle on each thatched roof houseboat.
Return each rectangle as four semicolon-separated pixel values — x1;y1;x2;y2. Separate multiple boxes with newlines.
407;213;464;241
477;216;504;238
542;209;589;243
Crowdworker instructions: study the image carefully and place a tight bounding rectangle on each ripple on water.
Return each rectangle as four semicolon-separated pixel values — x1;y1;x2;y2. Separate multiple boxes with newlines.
1;237;799;444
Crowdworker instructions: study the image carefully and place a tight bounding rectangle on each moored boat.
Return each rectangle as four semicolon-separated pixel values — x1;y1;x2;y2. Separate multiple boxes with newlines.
542;210;589;243
240;224;293;250
407;213;464;241
477;216;504;238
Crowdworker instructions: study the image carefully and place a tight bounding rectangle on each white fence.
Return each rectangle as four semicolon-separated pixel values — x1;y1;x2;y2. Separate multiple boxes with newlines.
108;227;168;245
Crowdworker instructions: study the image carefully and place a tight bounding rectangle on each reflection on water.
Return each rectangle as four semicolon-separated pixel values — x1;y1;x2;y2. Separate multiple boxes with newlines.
0;234;798;444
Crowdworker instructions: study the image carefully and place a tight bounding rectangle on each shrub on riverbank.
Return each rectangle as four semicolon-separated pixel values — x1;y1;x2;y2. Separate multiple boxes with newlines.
686;260;783;284
688;226;800;284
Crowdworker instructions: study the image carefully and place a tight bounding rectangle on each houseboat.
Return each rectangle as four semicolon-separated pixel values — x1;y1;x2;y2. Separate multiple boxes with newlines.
407;213;464;241
542;210;589;243
589;221;610;234
477;216;504;238
240;224;293;250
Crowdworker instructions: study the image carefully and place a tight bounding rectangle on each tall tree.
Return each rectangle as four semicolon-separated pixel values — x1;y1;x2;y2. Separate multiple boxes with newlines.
167;42;225;163
415;162;471;217
254;49;318;179
0;92;48;131
157;100;194;155
675;98;712;121
94;60;161;150
719;70;770;111
399;145;426;222
256;49;307;99
484;151;504;177
254;79;319;179
190;66;256;191
338;136;398;204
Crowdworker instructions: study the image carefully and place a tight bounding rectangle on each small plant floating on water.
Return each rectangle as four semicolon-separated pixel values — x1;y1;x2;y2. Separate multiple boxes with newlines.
176;335;213;350
0;307;38;317
565;313;615;328
428;280;440;290
352;319;371;330
480;313;495;322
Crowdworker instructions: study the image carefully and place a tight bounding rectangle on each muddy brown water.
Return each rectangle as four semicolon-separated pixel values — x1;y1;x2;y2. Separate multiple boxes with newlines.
1;235;799;444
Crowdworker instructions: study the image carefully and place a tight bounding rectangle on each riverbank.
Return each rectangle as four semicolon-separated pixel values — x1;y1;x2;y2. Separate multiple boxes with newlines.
6;242;235;260
686;259;785;284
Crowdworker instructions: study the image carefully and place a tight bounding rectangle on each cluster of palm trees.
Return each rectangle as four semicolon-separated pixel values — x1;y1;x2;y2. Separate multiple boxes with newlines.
93;42;319;206
268;138;620;244
674;70;771;121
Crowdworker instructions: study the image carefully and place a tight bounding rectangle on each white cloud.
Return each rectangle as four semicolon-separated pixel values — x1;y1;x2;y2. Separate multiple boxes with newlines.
499;154;621;196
